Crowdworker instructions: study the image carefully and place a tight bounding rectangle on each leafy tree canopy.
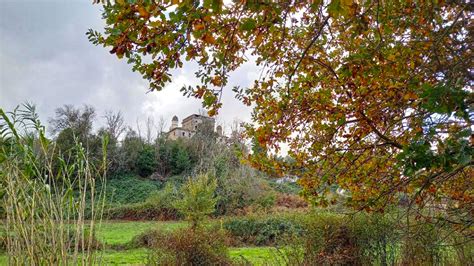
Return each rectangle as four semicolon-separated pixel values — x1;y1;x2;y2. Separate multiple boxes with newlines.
89;0;472;219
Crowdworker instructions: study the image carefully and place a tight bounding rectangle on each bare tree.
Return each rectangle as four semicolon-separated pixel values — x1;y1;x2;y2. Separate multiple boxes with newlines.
48;104;95;137
136;118;142;140
145;117;155;144
103;110;126;141
155;116;167;139
230;119;244;139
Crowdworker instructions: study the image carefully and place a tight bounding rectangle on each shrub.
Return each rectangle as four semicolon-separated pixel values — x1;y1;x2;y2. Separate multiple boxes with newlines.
282;211;473;265
275;194;308;209
398;221;473;266
351;212;399;265
106;183;181;220
283;212;402;265
254;192;276;211
106;202;180;221
298;213;362;265
174;174;218;228
223;216;304;246
146;182;179;210
214;166;277;216
103;174;162;205
134;228;231;265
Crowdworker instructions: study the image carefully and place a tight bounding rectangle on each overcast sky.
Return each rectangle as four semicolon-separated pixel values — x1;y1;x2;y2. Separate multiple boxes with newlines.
0;0;255;135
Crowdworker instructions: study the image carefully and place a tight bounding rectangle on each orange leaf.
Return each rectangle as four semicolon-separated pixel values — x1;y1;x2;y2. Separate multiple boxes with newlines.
203;34;216;44
194;23;205;31
137;6;149;18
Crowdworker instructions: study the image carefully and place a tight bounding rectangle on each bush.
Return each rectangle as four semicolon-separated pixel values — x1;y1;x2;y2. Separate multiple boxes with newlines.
296;213;363;265
136;145;157;177
223;216;304;246
281;212;401;265
275;194;308;209
173;174;218;228
399;221;473;265
103;174;162;205
106;183;180;220
133;228;231;265
254;192;276;211
214;166;276;216
282;211;473;265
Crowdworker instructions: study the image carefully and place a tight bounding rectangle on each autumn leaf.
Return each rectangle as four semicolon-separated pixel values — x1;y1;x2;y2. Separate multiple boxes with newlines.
194;23;205;31
211;76;222;86
137;6;149;18
202;33;216;44
254;32;263;45
90;0;473;222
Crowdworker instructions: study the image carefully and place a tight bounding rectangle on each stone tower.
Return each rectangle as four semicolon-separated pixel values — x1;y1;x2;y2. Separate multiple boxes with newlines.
171;115;179;130
216;125;223;136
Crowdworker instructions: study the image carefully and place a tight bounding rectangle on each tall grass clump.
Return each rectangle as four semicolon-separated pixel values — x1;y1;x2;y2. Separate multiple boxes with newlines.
0;104;107;265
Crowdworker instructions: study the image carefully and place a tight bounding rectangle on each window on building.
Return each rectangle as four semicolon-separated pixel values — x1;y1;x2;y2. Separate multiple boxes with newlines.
195;125;197;130
182;132;185;136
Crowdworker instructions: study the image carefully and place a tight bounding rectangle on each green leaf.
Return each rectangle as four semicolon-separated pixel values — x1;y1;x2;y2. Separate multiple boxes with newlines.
240;18;256;31
328;0;350;18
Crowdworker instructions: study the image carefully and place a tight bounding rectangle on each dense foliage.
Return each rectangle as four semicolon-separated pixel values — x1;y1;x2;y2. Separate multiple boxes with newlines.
89;0;473;225
223;216;303;246
135;227;231;265
173;174;218;228
45;103;286;219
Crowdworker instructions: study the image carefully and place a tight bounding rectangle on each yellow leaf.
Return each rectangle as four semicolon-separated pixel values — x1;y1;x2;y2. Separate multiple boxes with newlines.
255;33;263;45
403;91;417;100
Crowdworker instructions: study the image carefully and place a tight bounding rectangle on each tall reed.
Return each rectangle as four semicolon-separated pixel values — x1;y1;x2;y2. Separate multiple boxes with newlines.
0;103;107;265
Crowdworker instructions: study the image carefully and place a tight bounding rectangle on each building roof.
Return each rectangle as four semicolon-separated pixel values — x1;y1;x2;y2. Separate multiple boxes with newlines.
182;114;214;123
168;127;191;132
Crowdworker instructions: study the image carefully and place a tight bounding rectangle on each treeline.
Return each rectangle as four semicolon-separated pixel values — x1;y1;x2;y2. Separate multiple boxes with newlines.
48;104;296;216
49;104;239;178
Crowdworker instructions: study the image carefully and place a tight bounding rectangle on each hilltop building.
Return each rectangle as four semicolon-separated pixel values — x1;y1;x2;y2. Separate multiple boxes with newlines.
167;114;223;140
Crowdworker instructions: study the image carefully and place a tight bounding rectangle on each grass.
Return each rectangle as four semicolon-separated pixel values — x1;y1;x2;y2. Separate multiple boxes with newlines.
94;247;277;265
96;248;148;265
230;247;278;265
97;220;187;245
0;246;276;265
0;220;276;265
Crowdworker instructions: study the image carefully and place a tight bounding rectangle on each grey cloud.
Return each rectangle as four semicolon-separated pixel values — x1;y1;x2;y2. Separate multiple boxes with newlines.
0;0;254;136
